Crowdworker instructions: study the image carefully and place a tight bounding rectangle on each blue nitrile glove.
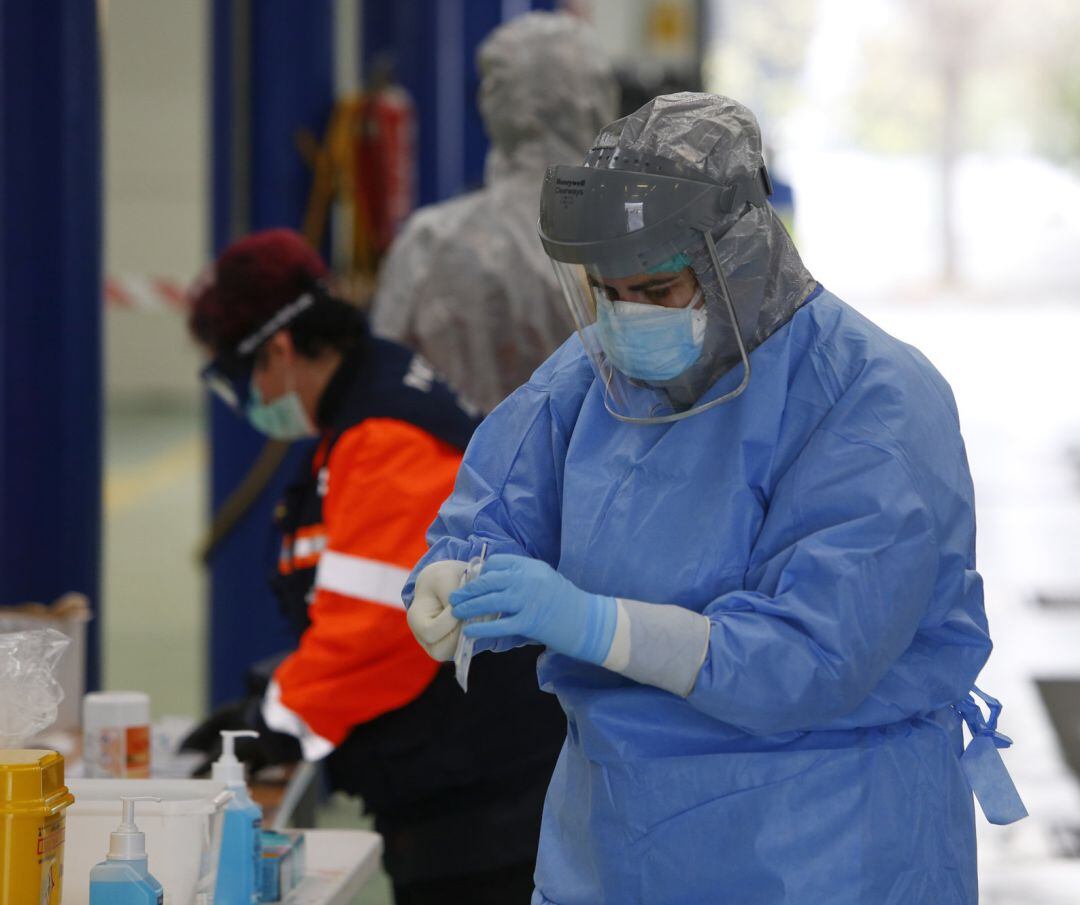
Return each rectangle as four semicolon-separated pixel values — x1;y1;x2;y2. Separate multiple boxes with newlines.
450;554;618;665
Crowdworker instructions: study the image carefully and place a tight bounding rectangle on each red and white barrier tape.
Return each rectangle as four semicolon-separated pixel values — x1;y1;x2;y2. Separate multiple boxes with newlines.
105;275;189;311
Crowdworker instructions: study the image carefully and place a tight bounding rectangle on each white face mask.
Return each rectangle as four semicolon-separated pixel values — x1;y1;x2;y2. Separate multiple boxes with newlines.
595;289;706;382
245;379;316;440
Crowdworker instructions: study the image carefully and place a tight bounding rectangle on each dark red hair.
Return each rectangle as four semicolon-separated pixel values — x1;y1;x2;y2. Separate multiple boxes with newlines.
188;229;329;354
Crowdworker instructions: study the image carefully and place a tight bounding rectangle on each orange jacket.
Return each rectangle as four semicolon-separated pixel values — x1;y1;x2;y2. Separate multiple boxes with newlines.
262;417;463;759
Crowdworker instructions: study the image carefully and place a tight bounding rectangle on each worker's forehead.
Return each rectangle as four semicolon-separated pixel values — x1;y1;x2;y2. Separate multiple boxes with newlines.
592;268;694;287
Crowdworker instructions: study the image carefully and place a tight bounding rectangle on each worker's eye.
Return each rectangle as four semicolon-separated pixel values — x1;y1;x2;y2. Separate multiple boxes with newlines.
644;284;674;303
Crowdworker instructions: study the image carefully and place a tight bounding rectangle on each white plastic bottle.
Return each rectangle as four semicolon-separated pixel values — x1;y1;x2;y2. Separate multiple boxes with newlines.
88;796;165;905
213;730;264;905
82;691;151;778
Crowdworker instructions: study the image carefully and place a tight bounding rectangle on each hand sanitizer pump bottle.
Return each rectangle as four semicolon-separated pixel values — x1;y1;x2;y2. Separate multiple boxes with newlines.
88;796;164;905
213;730;264;904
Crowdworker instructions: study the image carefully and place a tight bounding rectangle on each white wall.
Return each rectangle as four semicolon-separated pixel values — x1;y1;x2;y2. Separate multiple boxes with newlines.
578;0;699;66
102;0;209;400
99;2;210;714
104;0;208;278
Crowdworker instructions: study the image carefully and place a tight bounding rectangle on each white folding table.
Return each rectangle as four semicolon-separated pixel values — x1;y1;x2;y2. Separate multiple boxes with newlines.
284;829;384;905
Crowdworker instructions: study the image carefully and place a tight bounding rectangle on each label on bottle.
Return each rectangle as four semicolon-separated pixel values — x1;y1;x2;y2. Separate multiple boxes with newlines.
84;727;122;777
38;858;57;905
125;725;151;778
84;724;150;778
37;816;65;905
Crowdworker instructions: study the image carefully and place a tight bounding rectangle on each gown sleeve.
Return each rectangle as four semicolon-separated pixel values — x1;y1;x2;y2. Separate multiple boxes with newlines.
686;429;948;734
402;341;591;605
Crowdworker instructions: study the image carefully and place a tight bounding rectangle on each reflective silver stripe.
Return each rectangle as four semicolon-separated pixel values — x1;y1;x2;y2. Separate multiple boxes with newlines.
292;534;327;560
314;550;409;608
261;680;335;762
236;293;315;356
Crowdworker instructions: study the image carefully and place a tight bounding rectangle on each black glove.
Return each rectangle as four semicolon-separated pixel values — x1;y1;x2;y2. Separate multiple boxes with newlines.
180;695;301;777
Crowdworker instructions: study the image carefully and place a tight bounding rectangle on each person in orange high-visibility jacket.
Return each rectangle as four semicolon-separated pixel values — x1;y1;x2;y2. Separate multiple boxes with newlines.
184;229;567;905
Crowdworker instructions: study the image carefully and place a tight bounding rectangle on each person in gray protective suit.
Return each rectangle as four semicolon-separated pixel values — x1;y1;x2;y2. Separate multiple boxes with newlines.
370;11;618;414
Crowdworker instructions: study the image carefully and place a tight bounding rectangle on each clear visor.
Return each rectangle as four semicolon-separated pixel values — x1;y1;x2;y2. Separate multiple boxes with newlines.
200;358;253;413
552;232;751;424
198;290;318;415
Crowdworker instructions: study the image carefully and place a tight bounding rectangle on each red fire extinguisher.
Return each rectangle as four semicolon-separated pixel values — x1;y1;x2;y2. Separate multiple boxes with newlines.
355;82;416;262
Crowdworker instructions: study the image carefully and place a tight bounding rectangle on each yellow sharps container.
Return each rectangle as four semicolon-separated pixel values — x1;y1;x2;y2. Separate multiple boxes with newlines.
0;749;75;905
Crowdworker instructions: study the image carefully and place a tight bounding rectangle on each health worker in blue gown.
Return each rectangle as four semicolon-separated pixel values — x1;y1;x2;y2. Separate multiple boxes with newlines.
404;93;1027;905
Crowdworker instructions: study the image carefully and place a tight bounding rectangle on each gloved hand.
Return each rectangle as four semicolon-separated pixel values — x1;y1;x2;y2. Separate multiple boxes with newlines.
407;559;469;661
450;554;617;665
180;696;301;777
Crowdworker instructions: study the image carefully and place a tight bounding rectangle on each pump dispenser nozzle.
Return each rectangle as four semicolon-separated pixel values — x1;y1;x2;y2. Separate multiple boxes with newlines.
213;729;259;787
108;796;161;861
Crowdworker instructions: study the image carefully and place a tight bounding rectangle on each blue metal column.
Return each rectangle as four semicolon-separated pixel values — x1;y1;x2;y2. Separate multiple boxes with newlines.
208;0;334;706
0;1;104;689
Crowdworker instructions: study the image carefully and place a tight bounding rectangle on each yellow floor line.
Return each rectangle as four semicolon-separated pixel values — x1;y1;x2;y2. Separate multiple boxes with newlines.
105;437;203;512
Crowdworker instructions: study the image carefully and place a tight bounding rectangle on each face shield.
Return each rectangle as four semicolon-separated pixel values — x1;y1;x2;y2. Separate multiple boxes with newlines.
199;291;317;413
538;163;771;424
199;355;254;412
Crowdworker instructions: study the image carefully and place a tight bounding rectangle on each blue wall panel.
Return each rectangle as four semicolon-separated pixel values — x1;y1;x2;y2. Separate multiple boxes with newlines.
249;0;336;229
0;1;103;688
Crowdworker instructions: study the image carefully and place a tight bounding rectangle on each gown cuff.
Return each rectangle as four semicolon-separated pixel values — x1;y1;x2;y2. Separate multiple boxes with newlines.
601;598;711;697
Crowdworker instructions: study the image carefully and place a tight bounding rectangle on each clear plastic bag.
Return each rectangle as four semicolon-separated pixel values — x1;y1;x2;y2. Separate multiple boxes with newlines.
0;628;70;746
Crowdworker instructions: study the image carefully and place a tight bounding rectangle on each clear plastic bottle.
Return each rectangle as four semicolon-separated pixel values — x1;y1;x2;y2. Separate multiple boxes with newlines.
213;730;263;905
88;796;164;905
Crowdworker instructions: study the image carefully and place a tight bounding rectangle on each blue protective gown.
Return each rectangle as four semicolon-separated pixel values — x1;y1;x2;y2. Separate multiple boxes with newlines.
407;287;1019;904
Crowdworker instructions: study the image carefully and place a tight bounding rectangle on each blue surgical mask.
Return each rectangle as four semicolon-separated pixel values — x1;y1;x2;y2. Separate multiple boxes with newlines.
595;289;706;382
246;382;317;440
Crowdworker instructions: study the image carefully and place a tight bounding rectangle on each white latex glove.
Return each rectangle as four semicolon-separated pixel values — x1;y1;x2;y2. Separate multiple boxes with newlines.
407;559;468;661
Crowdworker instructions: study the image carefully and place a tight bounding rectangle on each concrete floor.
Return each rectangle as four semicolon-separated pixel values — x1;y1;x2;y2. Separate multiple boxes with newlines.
102;399;206;716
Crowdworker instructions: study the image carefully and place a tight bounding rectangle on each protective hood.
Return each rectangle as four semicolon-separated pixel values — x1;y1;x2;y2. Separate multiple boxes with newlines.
478;11;618;183
544;93;816;421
